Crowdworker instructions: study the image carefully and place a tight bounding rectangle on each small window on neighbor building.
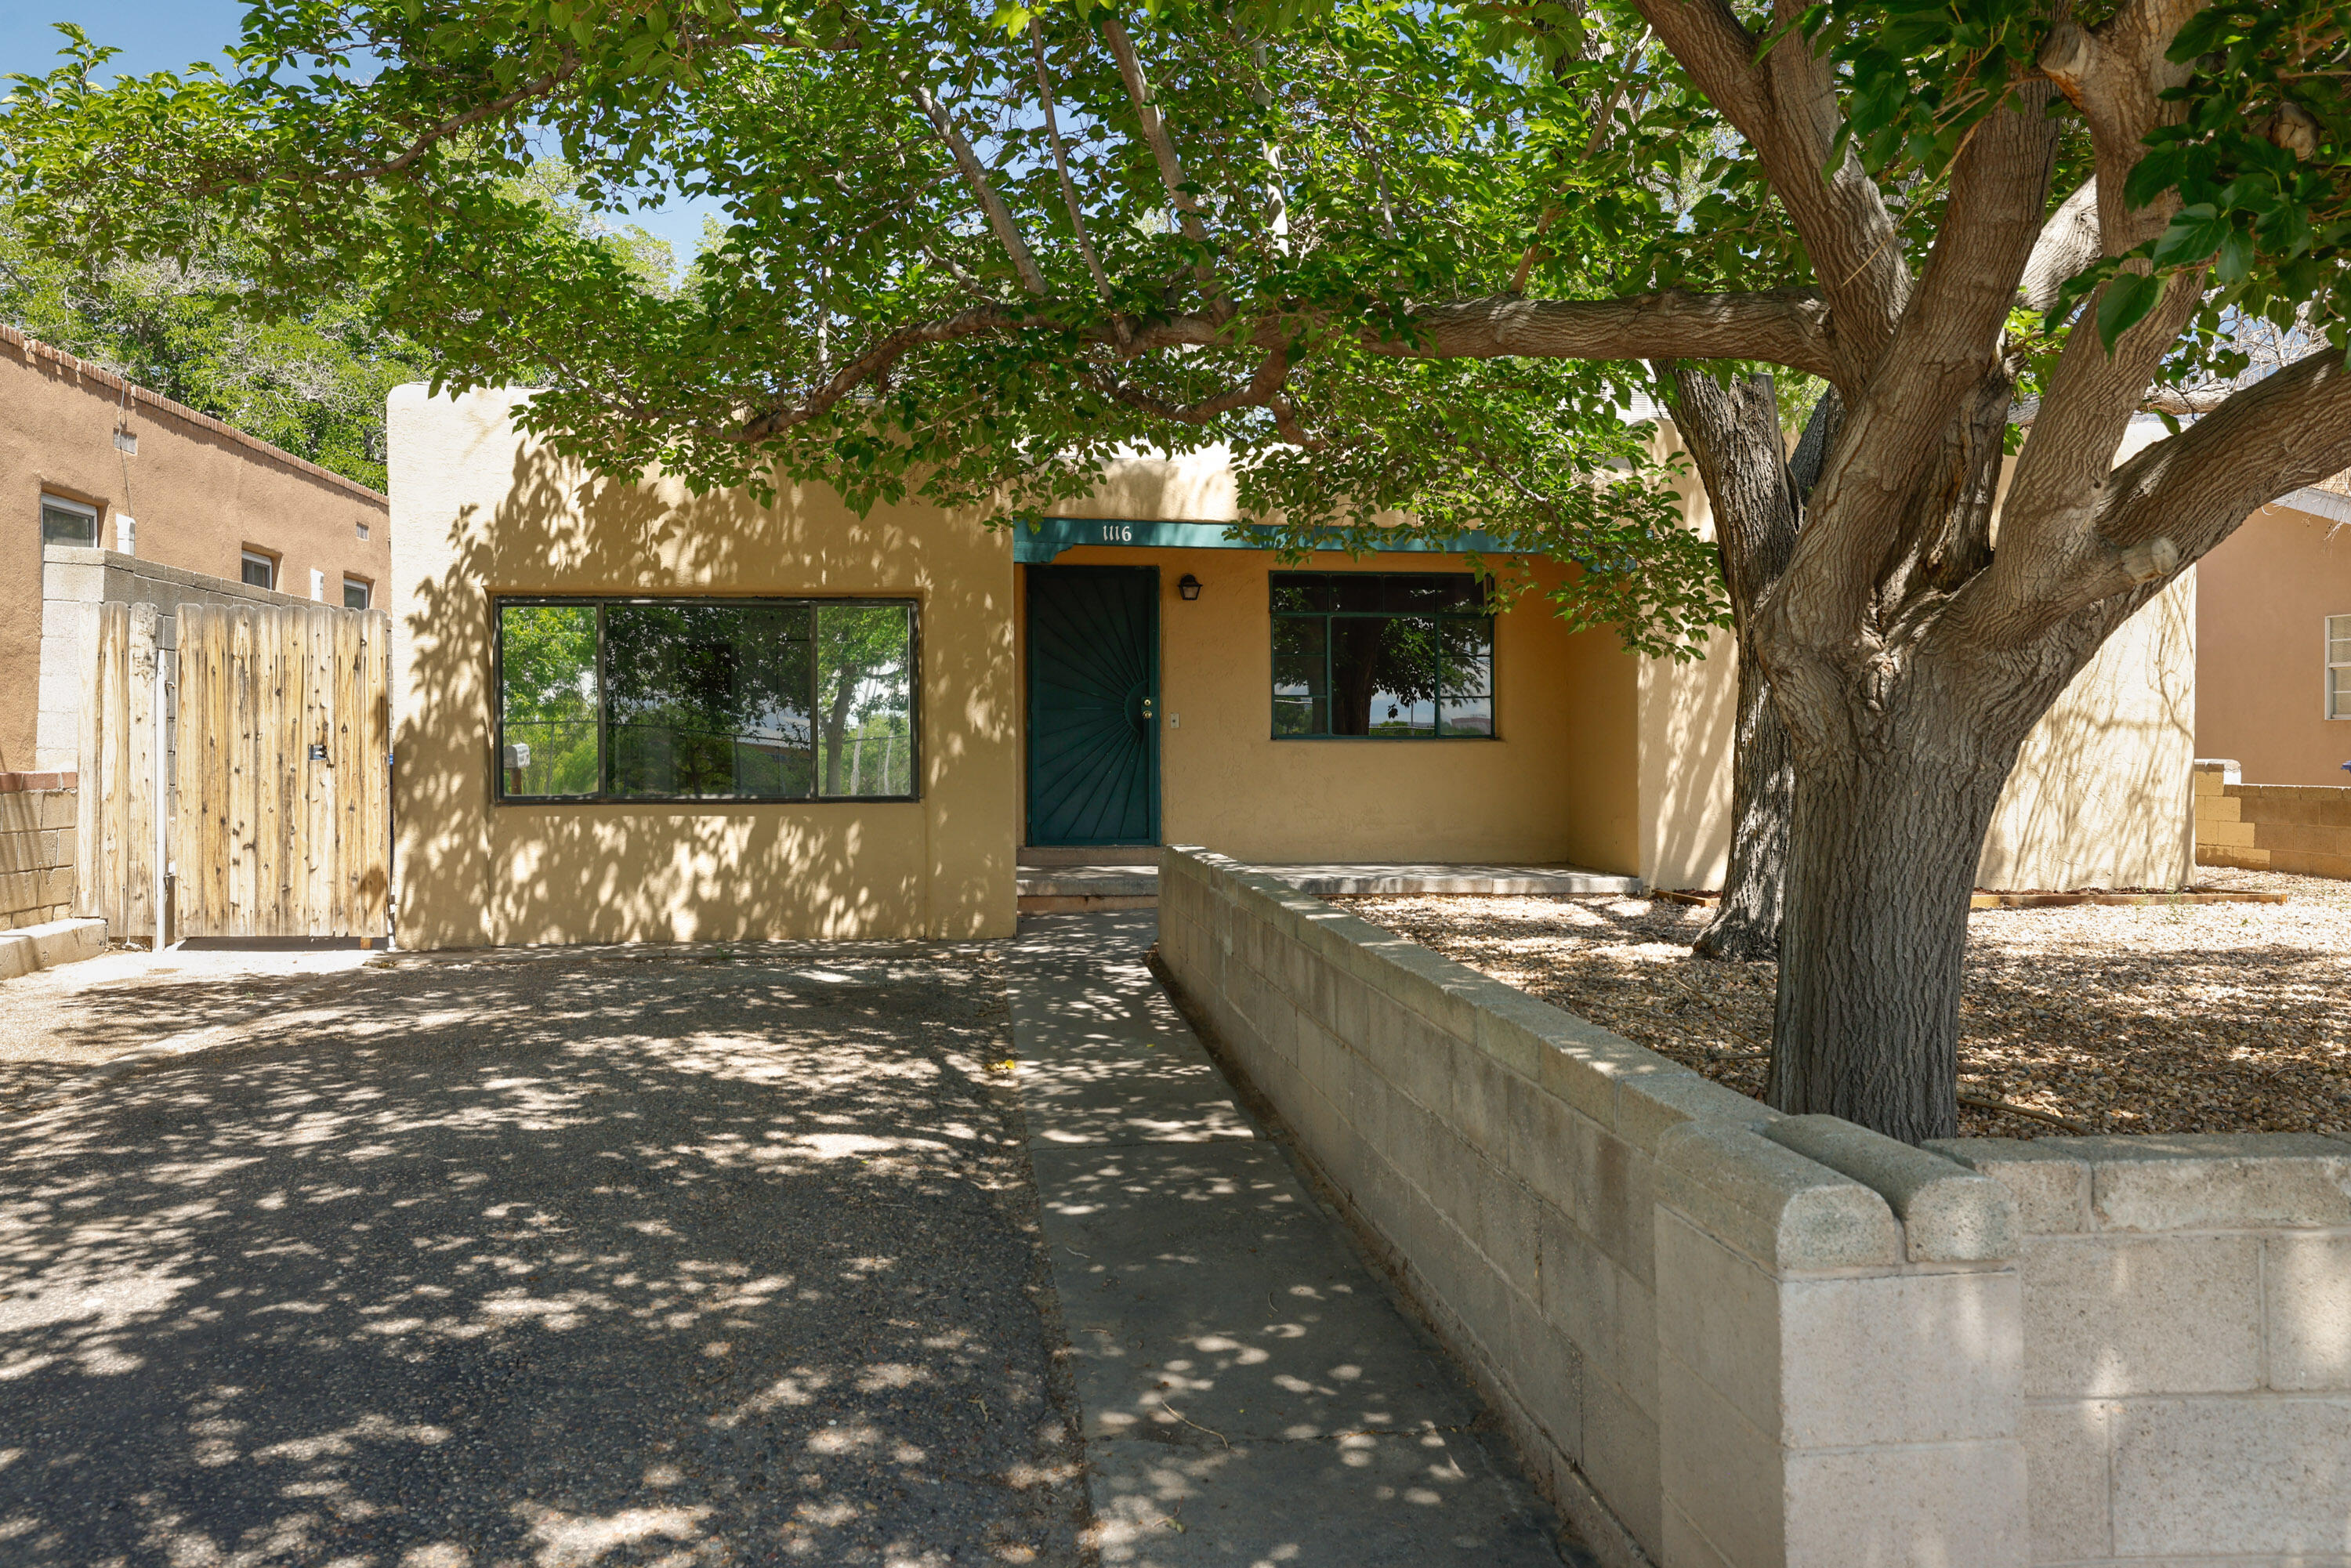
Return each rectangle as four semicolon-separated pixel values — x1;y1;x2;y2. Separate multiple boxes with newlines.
241;550;277;590
2330;614;2351;719
356;521;370;541
40;494;98;548
344;578;371;610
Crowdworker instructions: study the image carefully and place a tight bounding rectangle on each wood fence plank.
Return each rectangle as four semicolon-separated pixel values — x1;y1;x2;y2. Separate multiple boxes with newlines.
100;605;131;934
205;607;233;936
252;618;283;937
74;607;106;922
125;605;159;943
277;608;306;936
306;608;335;936
172;608;200;938
228;608;259;938
332;614;361;933
358;612;390;936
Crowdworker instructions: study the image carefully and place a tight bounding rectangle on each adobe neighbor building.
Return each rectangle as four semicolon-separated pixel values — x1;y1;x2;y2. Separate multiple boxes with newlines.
1;324;391;936
386;385;2195;947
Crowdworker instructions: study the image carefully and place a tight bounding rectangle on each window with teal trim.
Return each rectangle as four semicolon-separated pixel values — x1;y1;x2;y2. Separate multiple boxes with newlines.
1270;573;1494;738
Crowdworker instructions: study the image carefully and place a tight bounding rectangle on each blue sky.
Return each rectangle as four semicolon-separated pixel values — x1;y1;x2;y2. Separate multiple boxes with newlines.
3;2;723;262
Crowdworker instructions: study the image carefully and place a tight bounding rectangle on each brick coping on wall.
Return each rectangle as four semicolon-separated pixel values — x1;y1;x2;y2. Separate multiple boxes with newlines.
2;323;388;507
0;772;76;794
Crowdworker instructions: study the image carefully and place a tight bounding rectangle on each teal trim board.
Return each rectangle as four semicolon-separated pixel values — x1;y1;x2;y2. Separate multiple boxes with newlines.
1011;516;1532;564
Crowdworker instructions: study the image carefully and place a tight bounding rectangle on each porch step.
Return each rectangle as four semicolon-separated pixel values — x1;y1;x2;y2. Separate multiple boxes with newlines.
1018;865;1160;914
1018;846;1161;868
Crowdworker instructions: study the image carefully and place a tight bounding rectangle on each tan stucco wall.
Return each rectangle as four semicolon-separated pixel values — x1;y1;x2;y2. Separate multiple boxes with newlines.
2;326;390;771
388;386;1019;948
1637;571;2198;893
1031;547;1639;868
1636;417;2197;892
2197;499;2351;786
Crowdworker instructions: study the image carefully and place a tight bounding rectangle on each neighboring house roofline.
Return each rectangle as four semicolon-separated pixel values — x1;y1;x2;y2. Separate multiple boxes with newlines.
0;320;389;508
2271;485;2351;528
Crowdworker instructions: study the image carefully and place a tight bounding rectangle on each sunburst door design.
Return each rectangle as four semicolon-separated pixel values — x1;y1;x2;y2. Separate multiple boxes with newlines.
1027;566;1159;846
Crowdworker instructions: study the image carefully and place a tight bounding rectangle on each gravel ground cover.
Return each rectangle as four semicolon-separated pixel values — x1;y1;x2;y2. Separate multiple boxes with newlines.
1339;867;2351;1139
0;946;374;1113
0;944;1086;1567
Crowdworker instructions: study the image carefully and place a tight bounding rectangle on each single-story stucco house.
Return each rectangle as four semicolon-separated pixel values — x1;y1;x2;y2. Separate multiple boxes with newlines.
385;386;2195;947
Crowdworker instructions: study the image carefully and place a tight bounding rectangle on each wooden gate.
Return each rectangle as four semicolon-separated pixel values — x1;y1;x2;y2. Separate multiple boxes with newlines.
78;601;392;942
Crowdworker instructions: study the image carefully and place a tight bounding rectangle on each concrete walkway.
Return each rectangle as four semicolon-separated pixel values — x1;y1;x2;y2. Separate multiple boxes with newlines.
1003;911;1576;1566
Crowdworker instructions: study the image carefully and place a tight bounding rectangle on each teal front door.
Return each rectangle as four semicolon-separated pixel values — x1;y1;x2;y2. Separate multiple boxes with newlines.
1027;566;1159;846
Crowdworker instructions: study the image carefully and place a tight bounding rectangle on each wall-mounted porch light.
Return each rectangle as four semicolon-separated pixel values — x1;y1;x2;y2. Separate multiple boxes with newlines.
1177;574;1203;601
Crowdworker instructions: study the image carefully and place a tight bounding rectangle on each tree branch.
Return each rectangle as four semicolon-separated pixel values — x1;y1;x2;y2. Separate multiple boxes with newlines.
1628;0;1909;378
1029;20;1118;320
2037;0;2204;252
733;305;1052;440
2018;178;2101;313
1370;289;1841;376
1763;91;2057;660
322;50;581;183
906;75;1047;295
724;287;1840;444
1100;18;1209;247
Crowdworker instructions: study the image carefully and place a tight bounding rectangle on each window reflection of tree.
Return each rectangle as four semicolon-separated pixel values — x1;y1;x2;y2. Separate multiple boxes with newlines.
815;605;911;797
607;604;813;798
498;606;600;795
1278;574;1493;740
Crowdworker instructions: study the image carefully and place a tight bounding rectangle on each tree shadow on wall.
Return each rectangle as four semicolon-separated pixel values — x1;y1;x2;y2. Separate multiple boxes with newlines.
393;414;1016;950
0;947;1085;1566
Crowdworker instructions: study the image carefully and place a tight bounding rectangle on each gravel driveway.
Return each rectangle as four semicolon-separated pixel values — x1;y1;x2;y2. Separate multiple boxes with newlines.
0;945;1085;1566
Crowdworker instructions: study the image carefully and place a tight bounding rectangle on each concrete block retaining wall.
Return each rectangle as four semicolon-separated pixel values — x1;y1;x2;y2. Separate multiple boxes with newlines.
2195;758;2351;878
1933;1135;2351;1566
1157;845;2351;1567
0;771;78;929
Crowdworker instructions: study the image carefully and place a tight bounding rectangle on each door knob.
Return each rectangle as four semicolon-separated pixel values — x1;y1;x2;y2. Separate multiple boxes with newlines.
1141;697;1156;718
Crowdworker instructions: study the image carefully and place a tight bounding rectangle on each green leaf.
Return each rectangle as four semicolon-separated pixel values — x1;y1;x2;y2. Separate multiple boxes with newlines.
2215;226;2255;284
2153;203;2229;265
2096;271;2162;352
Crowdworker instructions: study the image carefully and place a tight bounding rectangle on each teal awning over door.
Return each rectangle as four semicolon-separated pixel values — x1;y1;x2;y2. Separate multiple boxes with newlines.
1011;516;1534;564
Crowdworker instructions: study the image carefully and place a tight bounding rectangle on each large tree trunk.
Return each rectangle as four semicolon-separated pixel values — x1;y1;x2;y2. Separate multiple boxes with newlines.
1766;732;2011;1142
1662;370;1842;961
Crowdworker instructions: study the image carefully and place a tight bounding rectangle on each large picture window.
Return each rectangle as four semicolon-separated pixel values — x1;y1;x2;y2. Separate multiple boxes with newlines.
495;598;918;802
1270;572;1494;738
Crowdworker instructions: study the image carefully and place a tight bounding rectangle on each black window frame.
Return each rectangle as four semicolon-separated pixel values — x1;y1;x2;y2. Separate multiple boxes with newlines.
492;594;924;806
1269;570;1498;741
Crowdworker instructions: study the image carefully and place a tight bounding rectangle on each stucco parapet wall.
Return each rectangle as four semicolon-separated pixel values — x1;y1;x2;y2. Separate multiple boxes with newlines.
2;323;387;507
1165;845;2024;1273
43;545;324;613
1931;1133;2351;1234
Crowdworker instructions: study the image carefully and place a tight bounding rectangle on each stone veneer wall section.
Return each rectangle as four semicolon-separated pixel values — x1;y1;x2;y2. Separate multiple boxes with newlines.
2194;758;2351;878
1928;1134;2351;1566
1157;846;2030;1568
0;772;77;930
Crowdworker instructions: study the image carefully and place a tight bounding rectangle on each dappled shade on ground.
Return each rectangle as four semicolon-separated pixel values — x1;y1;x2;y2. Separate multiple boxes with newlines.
1341;868;2351;1138
0;945;1084;1566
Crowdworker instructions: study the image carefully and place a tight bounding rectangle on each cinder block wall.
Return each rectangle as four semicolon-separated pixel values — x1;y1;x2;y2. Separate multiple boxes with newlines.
1157;847;2030;1568
1933;1134;2351;1566
0;772;77;929
2194;758;2351;878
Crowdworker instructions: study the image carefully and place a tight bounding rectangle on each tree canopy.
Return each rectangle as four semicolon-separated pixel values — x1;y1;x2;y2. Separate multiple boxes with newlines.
13;0;2351;1139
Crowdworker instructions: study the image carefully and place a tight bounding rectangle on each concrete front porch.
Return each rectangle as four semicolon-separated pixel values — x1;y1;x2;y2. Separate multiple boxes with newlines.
1016;851;1642;914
